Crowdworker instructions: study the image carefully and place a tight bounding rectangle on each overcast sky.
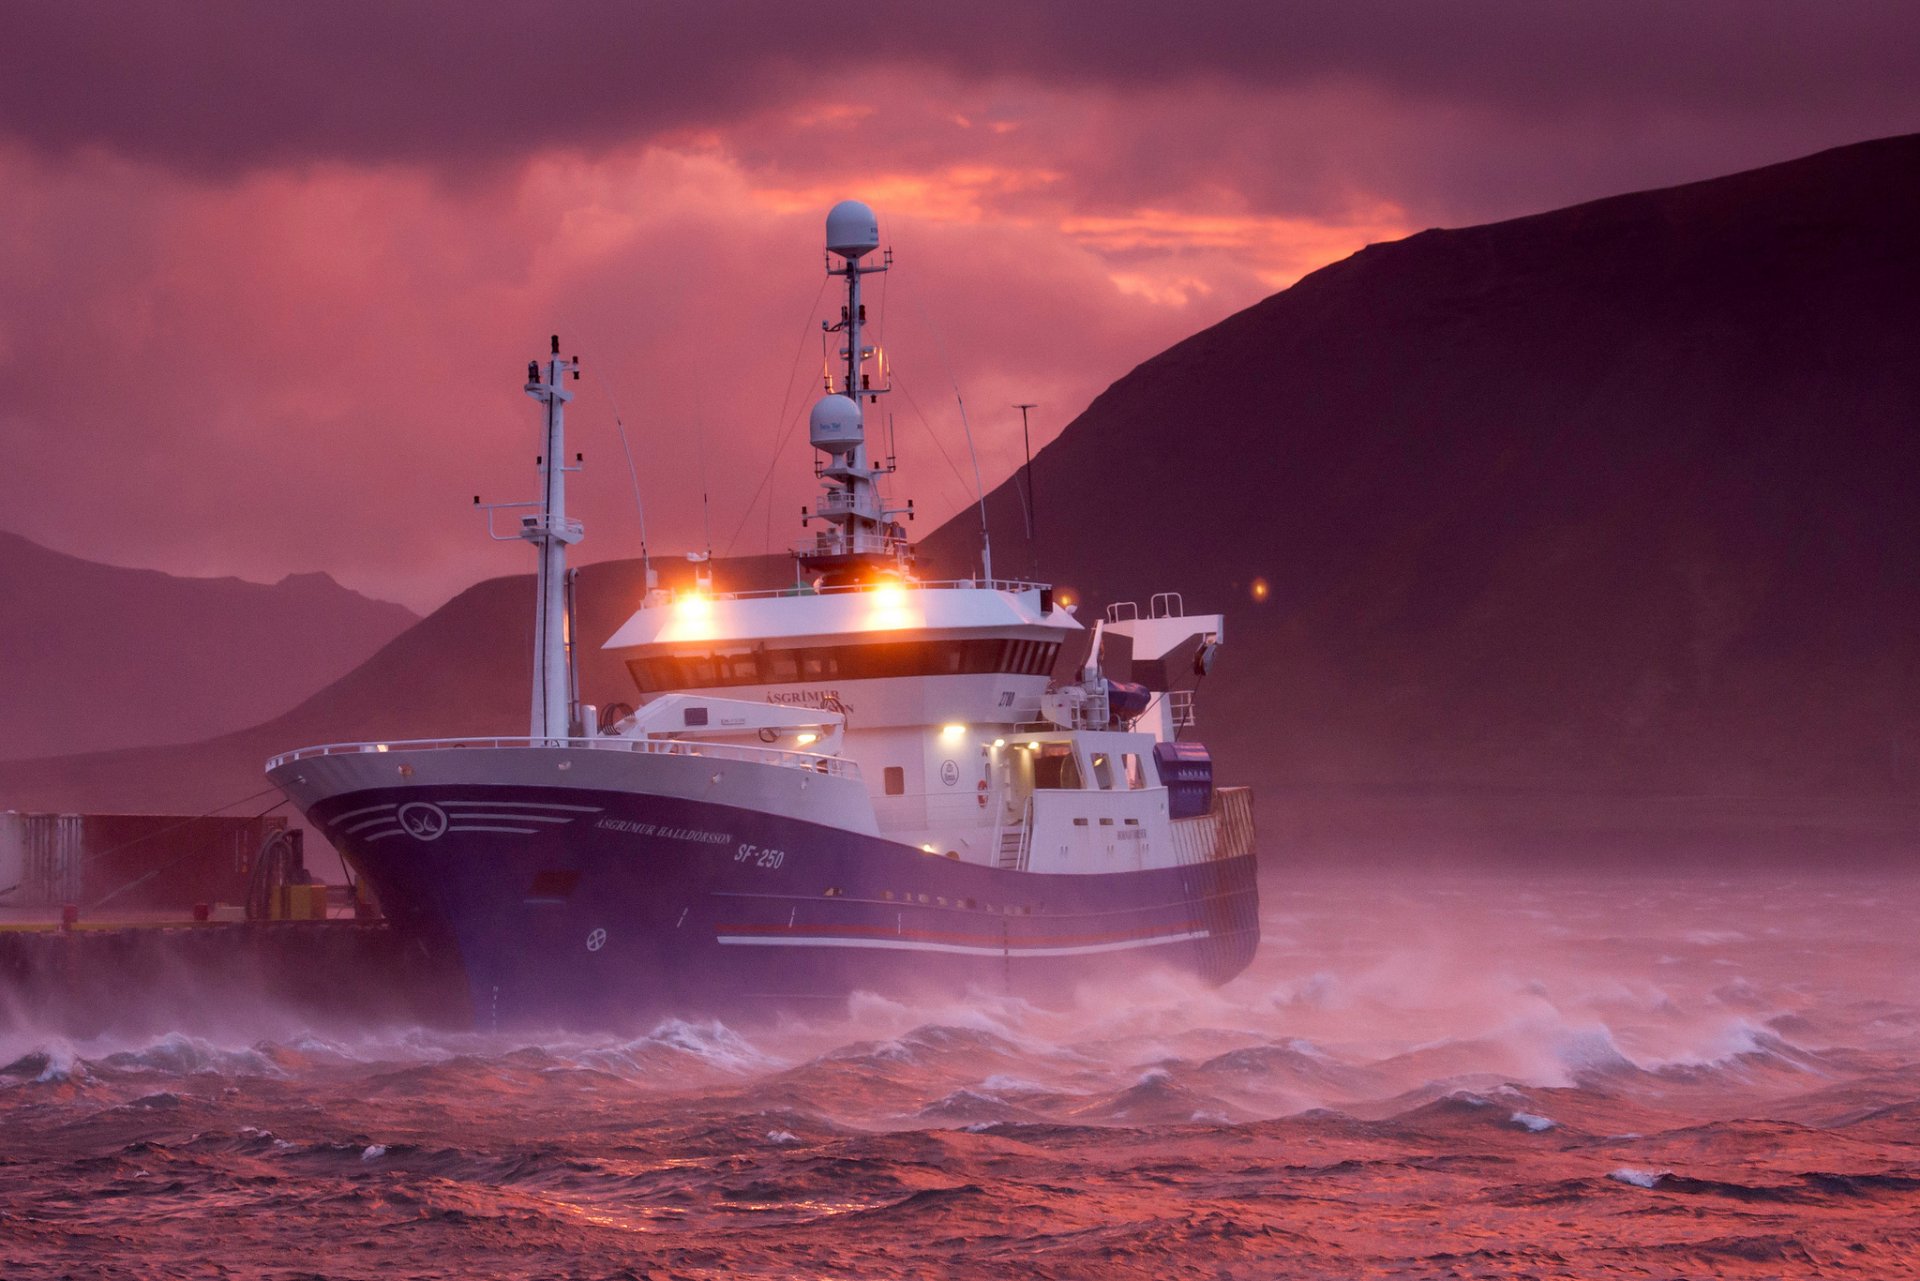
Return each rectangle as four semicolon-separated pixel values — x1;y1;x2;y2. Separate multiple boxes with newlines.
3;2;1917;608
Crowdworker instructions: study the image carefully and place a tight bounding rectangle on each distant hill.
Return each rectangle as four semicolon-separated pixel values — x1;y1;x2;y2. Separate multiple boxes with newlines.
0;553;787;816
923;132;1920;807
0;531;416;760
7;135;1919;862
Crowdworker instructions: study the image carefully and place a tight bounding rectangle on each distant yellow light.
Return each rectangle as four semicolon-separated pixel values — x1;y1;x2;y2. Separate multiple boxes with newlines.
1026;741;1040;751
374;743;389;753
1251;576;1271;603
920;843;937;853
939;723;967;740
991;738;1005;749
795;732;818;746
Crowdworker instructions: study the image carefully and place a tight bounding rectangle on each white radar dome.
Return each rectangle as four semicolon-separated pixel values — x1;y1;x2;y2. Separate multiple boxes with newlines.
809;394;865;455
826;200;880;259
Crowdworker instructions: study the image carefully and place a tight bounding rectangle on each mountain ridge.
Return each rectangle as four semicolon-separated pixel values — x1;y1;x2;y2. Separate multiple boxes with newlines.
4;135;1917;864
0;529;418;760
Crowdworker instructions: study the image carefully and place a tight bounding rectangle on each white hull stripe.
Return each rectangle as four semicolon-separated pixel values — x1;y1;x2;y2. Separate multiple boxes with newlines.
331;802;398;826
441;801;603;812
332;801;596;831
363;824;541;841
714;929;1208;958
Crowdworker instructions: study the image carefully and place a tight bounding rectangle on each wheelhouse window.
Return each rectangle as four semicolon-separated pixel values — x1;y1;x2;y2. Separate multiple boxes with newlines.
628;638;1061;693
1122;753;1147;789
1091;753;1114;789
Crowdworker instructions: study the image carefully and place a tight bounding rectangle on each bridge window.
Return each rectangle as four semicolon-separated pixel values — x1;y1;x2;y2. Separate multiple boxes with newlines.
628;639;1061;693
883;766;905;796
1122;752;1147;789
1091;753;1114;789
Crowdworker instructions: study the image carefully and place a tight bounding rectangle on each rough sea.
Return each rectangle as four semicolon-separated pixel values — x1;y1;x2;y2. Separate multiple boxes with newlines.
5;871;1919;1279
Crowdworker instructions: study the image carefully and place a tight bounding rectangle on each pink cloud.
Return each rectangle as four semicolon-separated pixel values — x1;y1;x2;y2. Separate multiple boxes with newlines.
1;9;1917;608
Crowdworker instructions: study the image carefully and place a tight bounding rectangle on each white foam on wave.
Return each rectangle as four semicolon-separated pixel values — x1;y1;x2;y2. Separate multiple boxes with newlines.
1509;1111;1556;1131
559;1017;781;1080
977;1074;1051;1095
1609;1167;1665;1188
98;1032;285;1079
638;1018;773;1072
34;1045;85;1085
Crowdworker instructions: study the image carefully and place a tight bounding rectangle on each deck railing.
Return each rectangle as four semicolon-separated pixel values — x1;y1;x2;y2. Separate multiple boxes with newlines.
265;735;862;779
713;576;1050;602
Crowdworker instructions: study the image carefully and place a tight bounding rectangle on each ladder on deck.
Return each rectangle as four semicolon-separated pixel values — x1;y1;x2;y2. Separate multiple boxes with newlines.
995;800;1032;871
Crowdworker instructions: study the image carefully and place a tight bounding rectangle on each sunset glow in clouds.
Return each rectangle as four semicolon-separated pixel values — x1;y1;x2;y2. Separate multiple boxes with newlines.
3;3;1918;608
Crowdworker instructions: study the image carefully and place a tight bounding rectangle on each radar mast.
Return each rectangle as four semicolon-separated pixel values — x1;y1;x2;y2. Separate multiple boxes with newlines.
798;200;913;584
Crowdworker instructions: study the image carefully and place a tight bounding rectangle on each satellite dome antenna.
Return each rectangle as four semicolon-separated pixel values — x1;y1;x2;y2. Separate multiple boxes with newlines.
799;201;911;584
825;200;880;259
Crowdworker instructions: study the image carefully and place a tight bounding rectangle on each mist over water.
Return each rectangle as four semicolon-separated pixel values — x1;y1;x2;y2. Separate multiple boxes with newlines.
7;871;1920;1277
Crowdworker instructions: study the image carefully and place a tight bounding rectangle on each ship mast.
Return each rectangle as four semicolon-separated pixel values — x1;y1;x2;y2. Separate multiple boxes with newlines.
798;201;912;583
522;336;583;738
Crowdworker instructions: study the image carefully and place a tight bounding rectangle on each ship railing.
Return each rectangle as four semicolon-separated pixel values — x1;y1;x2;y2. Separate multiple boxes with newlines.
1105;592;1187;623
715;576;1051;601
265;736;862;779
790;530;914;560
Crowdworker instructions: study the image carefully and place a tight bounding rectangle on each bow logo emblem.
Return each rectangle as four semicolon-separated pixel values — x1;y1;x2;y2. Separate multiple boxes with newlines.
397;802;450;842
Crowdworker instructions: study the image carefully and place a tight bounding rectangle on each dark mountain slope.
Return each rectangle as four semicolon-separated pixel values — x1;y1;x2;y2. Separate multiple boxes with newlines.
923;133;1920;800
7;137;1918;864
0;554;788;815
0;531;416;759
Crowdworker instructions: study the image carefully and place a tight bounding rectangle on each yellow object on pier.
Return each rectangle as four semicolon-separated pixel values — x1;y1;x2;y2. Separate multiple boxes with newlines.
274;884;328;921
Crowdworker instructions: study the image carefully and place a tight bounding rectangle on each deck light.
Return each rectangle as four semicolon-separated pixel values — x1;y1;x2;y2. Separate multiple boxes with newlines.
939;723;967;740
865;580;913;630
796;733;818;746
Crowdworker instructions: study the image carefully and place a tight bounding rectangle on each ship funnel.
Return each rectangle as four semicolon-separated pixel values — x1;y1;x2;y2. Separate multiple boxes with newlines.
825;200;880;260
809;394;864;456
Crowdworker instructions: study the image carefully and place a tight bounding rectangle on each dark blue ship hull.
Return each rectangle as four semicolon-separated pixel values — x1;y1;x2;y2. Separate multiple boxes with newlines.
304;783;1260;1031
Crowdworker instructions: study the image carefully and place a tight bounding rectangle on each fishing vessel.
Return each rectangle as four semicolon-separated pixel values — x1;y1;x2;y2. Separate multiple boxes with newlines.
267;201;1259;1029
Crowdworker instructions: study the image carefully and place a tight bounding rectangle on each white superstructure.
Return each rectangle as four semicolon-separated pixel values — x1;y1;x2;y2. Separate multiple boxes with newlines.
582;201;1233;873
264;196;1258;1028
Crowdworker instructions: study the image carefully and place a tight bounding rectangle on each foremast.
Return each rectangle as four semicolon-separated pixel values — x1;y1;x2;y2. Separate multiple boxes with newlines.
478;336;584;739
799;201;913;584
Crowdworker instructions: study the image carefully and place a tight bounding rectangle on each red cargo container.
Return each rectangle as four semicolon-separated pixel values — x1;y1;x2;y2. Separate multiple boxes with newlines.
0;812;288;914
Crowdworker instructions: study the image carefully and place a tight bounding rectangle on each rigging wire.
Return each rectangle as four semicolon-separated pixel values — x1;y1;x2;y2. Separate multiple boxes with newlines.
695;391;714;561
904;279;995;580
891;370;979;497
587;365;653;580
725;273;832;559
